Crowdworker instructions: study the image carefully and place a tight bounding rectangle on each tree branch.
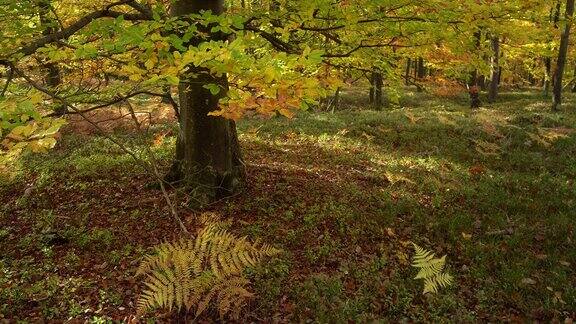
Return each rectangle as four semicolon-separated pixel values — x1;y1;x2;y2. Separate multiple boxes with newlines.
11;0;151;58
43;91;178;118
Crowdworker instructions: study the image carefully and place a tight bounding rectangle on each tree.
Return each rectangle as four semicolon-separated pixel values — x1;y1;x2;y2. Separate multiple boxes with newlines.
552;0;576;111
488;36;500;103
37;0;65;116
166;0;245;204
545;0;562;97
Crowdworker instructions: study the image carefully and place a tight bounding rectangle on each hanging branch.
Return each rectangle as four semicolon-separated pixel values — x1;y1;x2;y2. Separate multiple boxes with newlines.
8;61;188;233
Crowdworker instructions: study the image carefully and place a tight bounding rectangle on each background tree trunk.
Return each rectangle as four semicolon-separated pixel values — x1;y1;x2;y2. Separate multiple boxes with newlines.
571;64;576;92
469;30;482;109
488;36;500;103
372;70;383;109
167;0;246;205
545;0;562;96
552;0;575;111
417;57;426;79
405;58;412;85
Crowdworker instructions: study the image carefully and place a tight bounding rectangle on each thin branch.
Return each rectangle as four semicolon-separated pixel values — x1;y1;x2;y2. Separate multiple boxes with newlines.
125;100;188;233
43;91;177;118
10;62;188;233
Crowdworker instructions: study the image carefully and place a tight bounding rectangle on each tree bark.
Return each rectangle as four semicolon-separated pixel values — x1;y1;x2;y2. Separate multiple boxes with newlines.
545;0;563;96
167;0;246;205
488;36;500;103
478;75;487;91
553;0;575;111
38;0;66;116
469;30;482;109
372;70;383;109
544;58;552;96
417;57;425;79
571;64;576;92
405;58;412;85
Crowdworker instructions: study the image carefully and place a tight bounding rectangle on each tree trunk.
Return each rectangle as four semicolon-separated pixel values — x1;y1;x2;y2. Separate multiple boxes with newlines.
161;85;172;104
167;0;246;205
488;36;500;103
553;0;575;111
544;58;552;96
571;64;576;92
417;57;425;79
372;70;383;109
478;75;487;91
38;0;66;116
545;0;563;96
405;58;412;85
469;30;482;109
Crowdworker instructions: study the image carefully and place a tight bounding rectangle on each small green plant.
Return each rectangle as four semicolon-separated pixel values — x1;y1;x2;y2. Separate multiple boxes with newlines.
136;220;281;319
411;243;453;294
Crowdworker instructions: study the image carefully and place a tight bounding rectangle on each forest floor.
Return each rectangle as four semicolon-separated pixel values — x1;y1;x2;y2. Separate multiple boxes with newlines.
1;89;575;322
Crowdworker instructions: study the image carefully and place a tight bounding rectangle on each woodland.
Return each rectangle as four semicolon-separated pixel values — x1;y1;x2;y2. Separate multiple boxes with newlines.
0;0;576;322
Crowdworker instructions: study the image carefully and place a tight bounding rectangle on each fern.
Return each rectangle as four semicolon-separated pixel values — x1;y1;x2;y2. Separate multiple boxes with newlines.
411;243;453;294
136;220;281;319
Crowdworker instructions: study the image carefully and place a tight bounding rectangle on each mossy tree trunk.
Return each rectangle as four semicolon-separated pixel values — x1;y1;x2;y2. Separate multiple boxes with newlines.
167;0;245;205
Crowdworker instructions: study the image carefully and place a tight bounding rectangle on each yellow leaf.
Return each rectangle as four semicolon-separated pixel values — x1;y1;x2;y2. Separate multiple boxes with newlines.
145;55;158;70
278;108;295;118
30;92;43;105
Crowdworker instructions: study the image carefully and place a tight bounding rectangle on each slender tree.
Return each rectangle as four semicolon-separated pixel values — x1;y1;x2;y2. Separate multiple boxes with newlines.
552;0;576;111
405;58;412;85
371;69;383;108
545;0;562;96
488;36;500;103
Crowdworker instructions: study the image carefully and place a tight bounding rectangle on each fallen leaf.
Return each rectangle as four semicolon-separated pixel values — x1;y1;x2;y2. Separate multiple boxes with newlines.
469;164;486;176
521;278;536;285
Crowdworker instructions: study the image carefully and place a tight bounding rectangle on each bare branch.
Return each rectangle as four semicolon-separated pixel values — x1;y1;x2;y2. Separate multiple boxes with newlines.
43;91;176;118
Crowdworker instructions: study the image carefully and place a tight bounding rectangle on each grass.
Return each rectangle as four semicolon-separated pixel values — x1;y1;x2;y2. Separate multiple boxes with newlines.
1;89;575;321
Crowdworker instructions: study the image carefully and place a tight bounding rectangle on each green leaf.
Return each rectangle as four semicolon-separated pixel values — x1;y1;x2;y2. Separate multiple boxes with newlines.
166;75;180;85
203;84;221;95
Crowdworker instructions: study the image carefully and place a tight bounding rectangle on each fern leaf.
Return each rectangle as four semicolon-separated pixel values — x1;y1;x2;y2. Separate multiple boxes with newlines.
411;243;453;294
136;217;281;319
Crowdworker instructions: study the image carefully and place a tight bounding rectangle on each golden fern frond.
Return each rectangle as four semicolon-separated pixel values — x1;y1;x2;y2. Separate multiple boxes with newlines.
136;217;281;318
424;273;454;294
411;243;453;294
215;276;253;319
414;255;445;279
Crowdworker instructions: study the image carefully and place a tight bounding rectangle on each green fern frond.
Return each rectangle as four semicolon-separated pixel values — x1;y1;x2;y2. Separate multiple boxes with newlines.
136;217;281;318
411;243;453;294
